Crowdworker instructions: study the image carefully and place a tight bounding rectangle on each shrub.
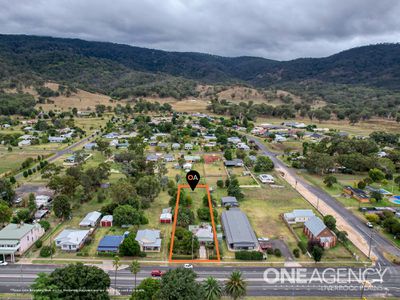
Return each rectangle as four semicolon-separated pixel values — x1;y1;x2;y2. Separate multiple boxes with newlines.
40;246;53;257
35;240;43;249
235;251;263;260
266;248;274;255
216;180;224;188
293;248;300;258
273;248;282;257
297;241;307;254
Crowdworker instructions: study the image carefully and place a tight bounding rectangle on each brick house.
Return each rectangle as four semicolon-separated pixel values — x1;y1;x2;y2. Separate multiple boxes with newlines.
304;216;337;248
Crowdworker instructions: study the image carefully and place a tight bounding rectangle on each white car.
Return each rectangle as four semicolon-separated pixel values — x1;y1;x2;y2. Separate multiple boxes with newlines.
0;261;8;266
183;264;193;269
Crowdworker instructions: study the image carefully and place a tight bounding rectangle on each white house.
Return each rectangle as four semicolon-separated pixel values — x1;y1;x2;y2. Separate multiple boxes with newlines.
284;209;315;224
227;137;241;144
18;140;31;147
79;211;102;227
35;195;52;208
184;143;194;150
258;174;274;184
135;229;162;252
49;136;66;143
237;143;250;151
55;229;91;251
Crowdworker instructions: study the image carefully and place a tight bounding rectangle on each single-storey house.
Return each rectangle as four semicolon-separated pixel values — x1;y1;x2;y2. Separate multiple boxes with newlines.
284;209;315;224
224;159;244;167
18;140;31;147
164;154;175;162
49;136;66;143
0;223;45;262
227;137;241;144
343;186;369;203
55;229;91;251
100;215;113;227
79;211;102;227
183;162;193;171
304;216;337;249
171;143;181;150
184;143;194;150
258;174;275;184
84;142;97;150
103;132;119;139
135;229;162;252
189;223;222;244
97;235;124;253
221;209;258;251
184;155;201;162
146;154;159;162
221;196;239;208
237;143;250;151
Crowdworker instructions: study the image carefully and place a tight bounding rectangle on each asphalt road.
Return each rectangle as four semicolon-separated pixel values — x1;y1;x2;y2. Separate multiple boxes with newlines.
0;264;399;297
247;136;400;265
15;133;96;180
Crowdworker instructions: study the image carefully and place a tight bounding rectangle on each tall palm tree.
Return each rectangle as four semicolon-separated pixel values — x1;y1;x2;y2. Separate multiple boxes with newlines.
225;270;246;300
203;276;222;300
129;260;141;291
112;255;121;295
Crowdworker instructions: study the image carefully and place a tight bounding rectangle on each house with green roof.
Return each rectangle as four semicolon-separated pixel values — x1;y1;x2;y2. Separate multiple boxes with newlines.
0;223;44;262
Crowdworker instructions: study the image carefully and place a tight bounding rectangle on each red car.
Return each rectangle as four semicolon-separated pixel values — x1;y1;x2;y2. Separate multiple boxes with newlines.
151;269;163;277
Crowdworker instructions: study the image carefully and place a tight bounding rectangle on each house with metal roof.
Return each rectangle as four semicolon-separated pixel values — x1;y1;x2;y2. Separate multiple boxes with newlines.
189;223;223;244
304;216;337;248
146;154;159;162
135;229;162;252
221;209;259;251
221;196;239;208
97;235;124;253
224;159;244;167
283;209;315;224
55;229;91;251
79;211;102;227
0;223;45;262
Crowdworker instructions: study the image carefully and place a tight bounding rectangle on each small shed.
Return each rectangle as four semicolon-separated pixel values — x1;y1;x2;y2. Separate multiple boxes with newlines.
100;215;113;227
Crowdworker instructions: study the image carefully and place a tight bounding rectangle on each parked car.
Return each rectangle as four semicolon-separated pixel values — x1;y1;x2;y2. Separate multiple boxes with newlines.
0;261;8;266
366;222;374;228
183;264;193;269
151;269;163;277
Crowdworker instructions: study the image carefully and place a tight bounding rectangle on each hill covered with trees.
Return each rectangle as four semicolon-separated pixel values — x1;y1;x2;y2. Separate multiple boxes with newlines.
0;34;399;120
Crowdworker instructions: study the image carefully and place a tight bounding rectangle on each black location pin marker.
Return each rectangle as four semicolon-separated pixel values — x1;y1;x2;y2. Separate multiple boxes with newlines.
186;170;200;191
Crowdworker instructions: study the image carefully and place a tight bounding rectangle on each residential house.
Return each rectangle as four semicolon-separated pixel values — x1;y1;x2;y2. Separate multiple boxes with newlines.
221;196;239;208
34;209;49;221
100;215;113;227
49;136;66;143
54;229;91;251
135;229;162;252
183;162;193;171
274;135;287;142
224;159;244;167
84;142;97;150
146;154;159;162
79;211;102;227
343;186;369;203
171;143;181;150
189;223;222;244
258;174;275;184
184;143;194;150
221;209;259;251
237;143;250;151
164;154;175;162
304;216;337;248
284;209;315;224
184;155;201;162
97;235;124;253
0;223;45;261
110;139;119;147
18;140;31;147
103;132;119;139
227;137;241;144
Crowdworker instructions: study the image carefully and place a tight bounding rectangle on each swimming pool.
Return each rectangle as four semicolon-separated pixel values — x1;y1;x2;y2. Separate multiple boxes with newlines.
389;195;400;205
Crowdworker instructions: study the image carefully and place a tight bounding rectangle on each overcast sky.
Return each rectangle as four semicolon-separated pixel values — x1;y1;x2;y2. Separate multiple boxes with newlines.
1;0;400;60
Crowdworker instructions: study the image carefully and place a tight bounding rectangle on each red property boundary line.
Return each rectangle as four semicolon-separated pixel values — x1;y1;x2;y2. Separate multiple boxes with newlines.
168;184;221;263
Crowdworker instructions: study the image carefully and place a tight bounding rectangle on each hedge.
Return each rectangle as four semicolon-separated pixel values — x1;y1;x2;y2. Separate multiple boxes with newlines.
235;251;263;260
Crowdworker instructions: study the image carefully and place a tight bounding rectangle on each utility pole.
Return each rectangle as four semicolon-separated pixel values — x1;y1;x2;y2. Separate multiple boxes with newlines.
316;197;320;210
191;235;194;260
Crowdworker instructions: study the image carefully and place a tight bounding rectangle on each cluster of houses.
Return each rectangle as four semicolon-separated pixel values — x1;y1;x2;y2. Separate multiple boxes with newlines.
284;209;337;249
343;186;393;203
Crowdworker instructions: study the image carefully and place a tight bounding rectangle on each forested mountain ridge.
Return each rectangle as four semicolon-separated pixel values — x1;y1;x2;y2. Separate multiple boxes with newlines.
1;34;400;90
